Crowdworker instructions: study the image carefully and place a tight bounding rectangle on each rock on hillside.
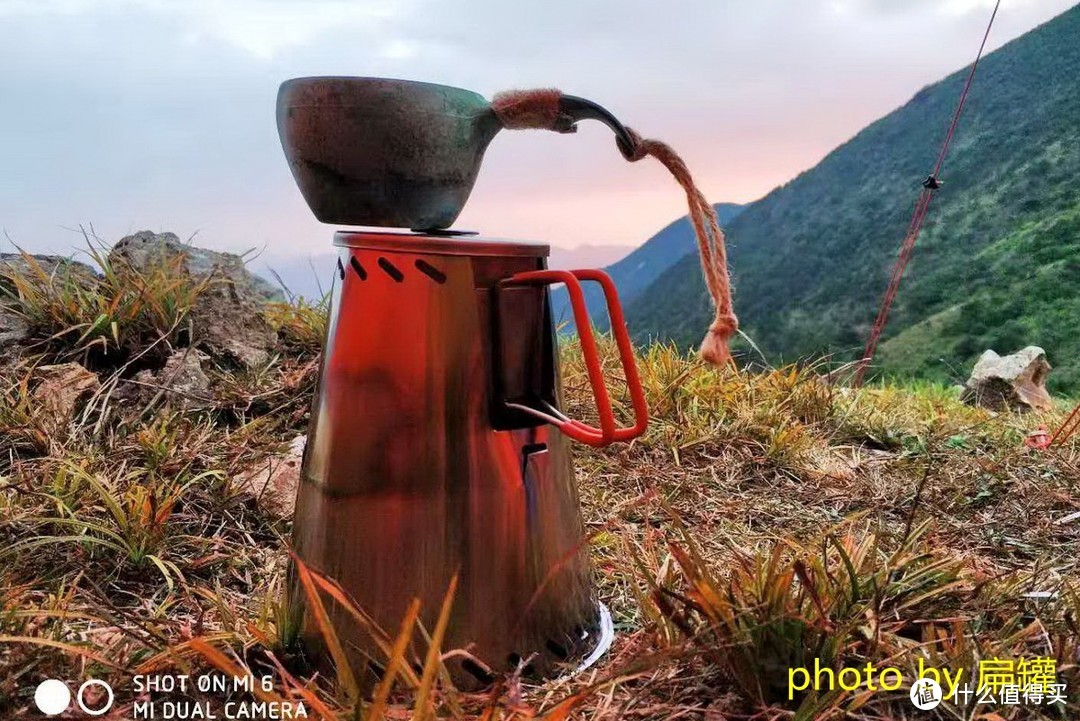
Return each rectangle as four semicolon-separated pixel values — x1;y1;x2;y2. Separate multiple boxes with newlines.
109;232;283;303
109;231;279;368
0;253;99;282
0;253;100;352
1;233;284;376
962;346;1053;412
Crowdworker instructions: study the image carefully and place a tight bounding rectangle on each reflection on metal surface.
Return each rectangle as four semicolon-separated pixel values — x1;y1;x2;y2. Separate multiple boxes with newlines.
565;602;616;680
292;231;603;688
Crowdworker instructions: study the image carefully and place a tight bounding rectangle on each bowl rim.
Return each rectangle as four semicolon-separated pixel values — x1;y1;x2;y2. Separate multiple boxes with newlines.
277;76;486;102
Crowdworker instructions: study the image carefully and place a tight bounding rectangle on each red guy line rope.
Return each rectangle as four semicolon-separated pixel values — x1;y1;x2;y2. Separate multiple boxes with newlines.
853;0;1002;387
1050;401;1080;446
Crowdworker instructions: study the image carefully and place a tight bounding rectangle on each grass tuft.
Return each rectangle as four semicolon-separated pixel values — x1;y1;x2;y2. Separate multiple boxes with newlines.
1;244;206;368
0;262;1077;718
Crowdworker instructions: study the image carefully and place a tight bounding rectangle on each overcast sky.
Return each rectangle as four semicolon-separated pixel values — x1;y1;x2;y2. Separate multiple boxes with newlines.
1;0;1076;266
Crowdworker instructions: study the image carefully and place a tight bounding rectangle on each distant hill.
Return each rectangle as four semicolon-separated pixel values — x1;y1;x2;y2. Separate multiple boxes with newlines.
552;203;745;330
625;4;1080;391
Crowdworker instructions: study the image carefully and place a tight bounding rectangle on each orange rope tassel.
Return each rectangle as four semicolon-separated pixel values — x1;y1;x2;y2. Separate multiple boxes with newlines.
492;89;738;367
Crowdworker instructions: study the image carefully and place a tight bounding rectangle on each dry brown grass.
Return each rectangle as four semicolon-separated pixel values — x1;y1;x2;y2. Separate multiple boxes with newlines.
564;343;1079;719
0;257;1077;719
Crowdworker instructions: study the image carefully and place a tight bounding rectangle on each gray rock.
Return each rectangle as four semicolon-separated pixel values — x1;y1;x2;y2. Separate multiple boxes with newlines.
0;306;30;346
125;348;214;411
0;253;99;355
0;253;100;286
961;346;1053;412
158;348;213;399
109;231;278;368
108;232;282;302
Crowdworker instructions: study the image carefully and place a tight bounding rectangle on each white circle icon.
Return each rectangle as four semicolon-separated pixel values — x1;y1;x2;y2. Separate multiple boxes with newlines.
77;679;115;716
34;679;71;716
910;678;943;710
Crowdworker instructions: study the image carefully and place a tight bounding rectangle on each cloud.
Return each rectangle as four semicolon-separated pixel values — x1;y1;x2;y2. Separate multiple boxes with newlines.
165;0;406;60
1;0;1076;258
0;0;406;59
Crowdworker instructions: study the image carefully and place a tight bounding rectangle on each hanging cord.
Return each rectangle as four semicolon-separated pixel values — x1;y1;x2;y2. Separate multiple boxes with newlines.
853;0;1001;387
492;90;738;367
1047;402;1080;448
1027;402;1080;451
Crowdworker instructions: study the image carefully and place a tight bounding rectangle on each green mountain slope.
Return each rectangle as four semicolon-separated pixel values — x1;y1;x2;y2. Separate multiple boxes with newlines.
552;203;743;329
626;4;1080;391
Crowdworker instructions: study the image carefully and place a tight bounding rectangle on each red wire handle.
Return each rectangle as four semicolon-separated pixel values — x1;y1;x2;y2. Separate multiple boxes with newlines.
501;269;648;447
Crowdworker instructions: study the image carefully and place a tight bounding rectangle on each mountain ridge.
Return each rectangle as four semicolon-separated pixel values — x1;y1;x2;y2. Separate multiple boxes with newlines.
625;3;1080;391
552;202;744;329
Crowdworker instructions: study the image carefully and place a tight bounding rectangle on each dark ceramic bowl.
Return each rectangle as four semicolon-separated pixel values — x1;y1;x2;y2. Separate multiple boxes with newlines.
276;77;501;230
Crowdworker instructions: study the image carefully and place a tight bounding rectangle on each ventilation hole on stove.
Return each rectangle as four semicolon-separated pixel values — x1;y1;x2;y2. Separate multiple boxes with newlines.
545;640;569;660
377;257;404;282
414;259;447;284
461;659;494;686
336;258;345;280
349;256;367;280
